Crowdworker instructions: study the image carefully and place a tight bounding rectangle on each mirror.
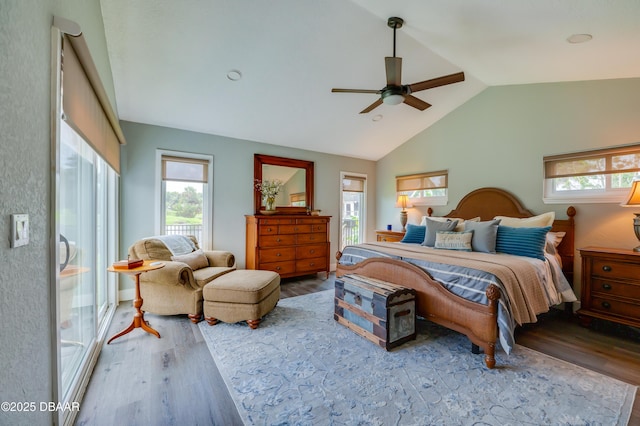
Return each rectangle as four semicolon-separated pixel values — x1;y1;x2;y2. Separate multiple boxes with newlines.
254;154;314;214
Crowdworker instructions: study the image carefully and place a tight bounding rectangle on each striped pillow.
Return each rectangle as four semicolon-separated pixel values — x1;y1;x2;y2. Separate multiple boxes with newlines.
400;224;426;244
495;226;551;260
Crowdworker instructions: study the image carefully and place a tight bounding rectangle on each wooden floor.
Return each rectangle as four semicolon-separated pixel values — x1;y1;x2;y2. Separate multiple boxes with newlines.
76;273;640;425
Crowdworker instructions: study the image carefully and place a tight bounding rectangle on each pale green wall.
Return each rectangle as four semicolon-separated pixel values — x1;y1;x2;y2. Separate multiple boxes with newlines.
0;0;116;424
377;78;640;294
119;121;377;293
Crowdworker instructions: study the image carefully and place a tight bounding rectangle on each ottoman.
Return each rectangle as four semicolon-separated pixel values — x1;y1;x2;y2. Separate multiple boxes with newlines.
203;269;281;329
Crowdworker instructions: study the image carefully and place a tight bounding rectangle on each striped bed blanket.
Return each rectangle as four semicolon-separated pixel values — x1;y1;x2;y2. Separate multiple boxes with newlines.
338;242;570;354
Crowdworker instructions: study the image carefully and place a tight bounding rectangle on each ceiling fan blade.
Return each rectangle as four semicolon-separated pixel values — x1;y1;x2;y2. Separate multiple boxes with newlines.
403;95;431;111
360;98;383;114
332;88;379;94
408;72;465;93
385;57;402;86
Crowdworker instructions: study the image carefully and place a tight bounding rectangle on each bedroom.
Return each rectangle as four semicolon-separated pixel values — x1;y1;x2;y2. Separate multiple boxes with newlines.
1;0;640;425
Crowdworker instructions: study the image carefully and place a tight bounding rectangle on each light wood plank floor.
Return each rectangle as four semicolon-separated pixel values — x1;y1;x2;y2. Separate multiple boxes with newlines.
76;273;640;425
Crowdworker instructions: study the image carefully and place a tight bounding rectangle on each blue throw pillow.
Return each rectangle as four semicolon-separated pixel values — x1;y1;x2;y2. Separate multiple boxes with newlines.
400;224;426;244
465;219;501;253
495;226;551;260
422;218;459;247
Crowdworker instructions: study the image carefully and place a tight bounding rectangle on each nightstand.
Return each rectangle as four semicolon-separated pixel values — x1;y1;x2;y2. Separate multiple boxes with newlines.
375;230;405;242
578;247;640;329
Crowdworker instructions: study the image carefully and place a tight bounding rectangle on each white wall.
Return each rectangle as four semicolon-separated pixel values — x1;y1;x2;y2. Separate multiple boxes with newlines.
119;121;377;293
377;78;640;294
0;0;116;424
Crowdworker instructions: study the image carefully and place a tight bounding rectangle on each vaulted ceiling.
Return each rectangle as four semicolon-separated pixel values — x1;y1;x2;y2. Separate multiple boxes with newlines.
101;0;640;160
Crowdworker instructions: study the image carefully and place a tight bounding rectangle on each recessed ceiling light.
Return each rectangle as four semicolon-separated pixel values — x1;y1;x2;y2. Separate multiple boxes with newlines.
227;70;242;81
372;114;383;122
567;34;593;44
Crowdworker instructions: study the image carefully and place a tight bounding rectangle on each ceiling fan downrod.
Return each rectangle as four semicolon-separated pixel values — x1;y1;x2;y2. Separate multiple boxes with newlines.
387;17;404;58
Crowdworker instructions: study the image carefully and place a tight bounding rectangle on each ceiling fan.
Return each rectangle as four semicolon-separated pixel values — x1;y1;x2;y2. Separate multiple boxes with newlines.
332;17;465;114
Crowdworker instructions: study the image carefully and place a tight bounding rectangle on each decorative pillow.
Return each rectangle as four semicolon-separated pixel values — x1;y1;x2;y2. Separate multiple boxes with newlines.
493;212;555;228
434;231;473;251
546;231;566;249
171;248;209;270
464;219;501;253
422;218;459;247
421;216;479;232
400;224;426;244
495;226;551;260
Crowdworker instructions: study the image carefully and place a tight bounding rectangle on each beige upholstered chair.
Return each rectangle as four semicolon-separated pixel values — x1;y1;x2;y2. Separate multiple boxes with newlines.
128;235;236;323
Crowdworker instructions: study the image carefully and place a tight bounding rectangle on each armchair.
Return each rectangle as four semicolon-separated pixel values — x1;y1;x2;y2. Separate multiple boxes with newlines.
128;235;236;323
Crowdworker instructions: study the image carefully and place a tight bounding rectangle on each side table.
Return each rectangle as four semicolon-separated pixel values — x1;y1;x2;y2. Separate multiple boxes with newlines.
107;260;164;344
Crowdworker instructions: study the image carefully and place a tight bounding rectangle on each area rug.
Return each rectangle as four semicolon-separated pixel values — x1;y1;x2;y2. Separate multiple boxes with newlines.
199;290;636;425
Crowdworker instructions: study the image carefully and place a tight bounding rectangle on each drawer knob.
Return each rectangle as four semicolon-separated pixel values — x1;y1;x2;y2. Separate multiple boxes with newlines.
276;266;281;271
310;250;315;254
602;265;612;272
602;283;612;290
276;238;281;242
267;227;272;232
276;253;281;257
310;262;315;266
601;301;611;309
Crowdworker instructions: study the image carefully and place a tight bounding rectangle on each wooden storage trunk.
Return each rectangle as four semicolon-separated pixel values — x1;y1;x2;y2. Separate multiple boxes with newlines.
334;274;416;350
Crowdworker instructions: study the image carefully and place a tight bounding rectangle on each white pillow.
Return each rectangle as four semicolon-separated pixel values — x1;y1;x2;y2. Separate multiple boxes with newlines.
493;212;555;228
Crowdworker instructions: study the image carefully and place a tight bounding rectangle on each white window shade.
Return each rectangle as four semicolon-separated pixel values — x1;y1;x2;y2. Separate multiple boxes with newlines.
342;175;365;192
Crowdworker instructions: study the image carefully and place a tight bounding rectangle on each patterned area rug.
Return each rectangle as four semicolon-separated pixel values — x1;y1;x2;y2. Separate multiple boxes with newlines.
199;290;636;425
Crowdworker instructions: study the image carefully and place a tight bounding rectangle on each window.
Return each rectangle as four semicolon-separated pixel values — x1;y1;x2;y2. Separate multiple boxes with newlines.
544;144;640;203
157;151;213;248
340;173;367;250
396;170;448;206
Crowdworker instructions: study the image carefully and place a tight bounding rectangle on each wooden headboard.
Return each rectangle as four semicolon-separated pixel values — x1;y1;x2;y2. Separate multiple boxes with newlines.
430;187;576;283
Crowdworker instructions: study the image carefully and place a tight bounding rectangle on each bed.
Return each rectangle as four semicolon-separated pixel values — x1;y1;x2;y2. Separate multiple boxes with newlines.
336;187;577;368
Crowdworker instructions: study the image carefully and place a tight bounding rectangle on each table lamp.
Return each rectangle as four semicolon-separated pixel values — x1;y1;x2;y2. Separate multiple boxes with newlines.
621;180;640;252
396;194;409;232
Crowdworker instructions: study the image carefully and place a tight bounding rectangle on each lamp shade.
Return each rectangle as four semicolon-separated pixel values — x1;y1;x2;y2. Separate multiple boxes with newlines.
621;180;640;206
396;194;409;209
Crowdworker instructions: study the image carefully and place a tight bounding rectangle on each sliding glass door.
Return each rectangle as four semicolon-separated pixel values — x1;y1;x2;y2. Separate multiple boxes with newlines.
57;121;118;402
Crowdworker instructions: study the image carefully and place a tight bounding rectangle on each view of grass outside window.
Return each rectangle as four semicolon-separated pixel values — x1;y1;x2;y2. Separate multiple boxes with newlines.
165;181;204;243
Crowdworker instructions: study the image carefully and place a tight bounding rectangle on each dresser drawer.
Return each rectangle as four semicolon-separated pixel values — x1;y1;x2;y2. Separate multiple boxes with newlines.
310;223;327;233
260;261;296;275
259;234;295;247
259;247;296;263
279;224;312;234
297;233;326;244
591;278;640;300
591;259;639;281
590;296;640;319
258;218;295;225
296;244;326;259
259;225;280;235
296;218;327;224
296;257;327;272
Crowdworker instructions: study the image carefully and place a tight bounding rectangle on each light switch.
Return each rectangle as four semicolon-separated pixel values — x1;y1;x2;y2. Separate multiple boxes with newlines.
10;214;29;248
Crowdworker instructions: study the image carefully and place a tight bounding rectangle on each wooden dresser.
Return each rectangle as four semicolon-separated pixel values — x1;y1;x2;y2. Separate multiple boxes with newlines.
246;215;331;279
375;230;405;242
578;247;640;329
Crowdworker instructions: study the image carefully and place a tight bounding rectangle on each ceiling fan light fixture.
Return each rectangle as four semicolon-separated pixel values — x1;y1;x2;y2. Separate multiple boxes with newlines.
382;92;404;106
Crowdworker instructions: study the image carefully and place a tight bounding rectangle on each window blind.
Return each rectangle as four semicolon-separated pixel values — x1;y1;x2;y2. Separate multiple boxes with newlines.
60;30;125;173
342;175;365;192
396;170;448;192
162;155;209;183
544;144;640;179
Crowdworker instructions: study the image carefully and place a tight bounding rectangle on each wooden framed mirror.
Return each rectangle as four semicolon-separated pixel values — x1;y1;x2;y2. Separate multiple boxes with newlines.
254;154;314;215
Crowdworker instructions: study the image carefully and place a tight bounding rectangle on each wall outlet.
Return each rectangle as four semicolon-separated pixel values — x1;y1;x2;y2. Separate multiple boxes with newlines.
10;214;29;248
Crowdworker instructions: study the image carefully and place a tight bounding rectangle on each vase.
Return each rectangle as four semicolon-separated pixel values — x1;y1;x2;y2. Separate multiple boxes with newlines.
265;197;276;211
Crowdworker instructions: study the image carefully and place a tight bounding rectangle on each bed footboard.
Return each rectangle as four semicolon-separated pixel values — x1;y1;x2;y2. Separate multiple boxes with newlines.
335;255;500;368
